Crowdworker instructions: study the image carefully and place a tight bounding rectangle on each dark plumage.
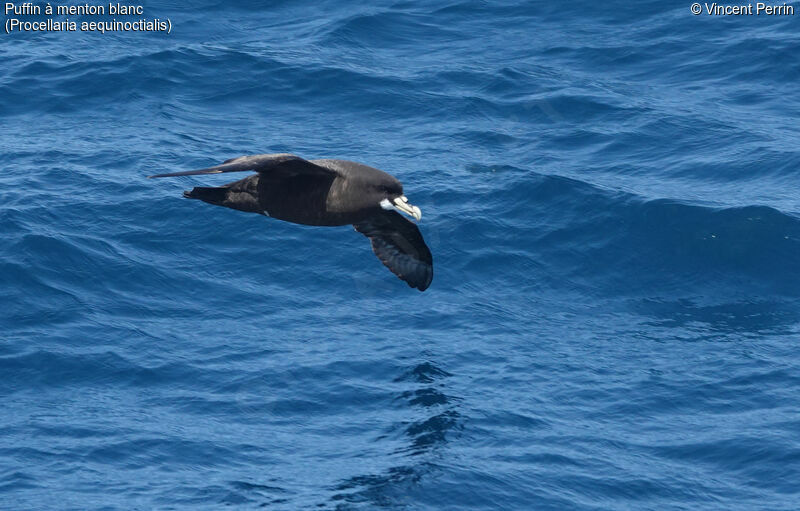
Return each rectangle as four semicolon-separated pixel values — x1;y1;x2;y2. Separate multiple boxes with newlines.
149;153;433;291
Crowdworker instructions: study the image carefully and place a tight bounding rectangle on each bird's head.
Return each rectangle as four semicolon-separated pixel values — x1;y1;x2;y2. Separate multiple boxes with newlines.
374;176;422;221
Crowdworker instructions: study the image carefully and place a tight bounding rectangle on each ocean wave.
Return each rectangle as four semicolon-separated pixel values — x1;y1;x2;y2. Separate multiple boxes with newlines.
437;165;800;298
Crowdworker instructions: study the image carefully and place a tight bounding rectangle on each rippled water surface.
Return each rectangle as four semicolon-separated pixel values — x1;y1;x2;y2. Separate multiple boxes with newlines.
2;1;799;509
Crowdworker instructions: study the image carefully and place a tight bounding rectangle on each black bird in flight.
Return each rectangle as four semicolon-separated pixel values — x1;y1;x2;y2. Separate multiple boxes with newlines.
149;153;433;291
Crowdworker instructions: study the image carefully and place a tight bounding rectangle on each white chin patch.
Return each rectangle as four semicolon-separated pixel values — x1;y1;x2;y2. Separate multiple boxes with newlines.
380;198;394;210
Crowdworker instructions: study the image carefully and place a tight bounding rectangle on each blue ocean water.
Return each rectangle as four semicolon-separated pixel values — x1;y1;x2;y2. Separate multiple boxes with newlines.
2;1;799;509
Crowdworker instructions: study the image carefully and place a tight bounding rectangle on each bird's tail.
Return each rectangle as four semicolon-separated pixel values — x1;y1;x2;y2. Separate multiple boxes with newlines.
183;183;263;214
183;186;228;204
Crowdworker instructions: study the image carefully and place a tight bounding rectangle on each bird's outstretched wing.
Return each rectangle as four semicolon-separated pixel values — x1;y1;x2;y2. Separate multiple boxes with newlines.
354;211;433;291
148;153;335;179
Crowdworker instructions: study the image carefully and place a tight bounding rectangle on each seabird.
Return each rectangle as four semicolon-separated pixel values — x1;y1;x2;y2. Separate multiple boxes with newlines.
148;153;433;291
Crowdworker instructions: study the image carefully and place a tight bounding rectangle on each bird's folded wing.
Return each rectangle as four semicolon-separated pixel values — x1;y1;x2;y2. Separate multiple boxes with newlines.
148;153;335;179
354;211;433;291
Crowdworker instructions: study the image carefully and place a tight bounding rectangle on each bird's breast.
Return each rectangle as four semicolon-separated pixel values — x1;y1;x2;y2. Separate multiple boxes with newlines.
256;173;370;226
